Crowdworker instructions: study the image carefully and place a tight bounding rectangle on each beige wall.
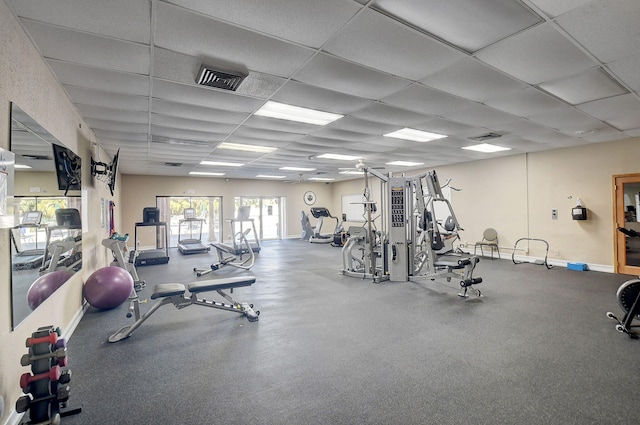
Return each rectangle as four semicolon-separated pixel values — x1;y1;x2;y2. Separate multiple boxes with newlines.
1;4;116;423
120;174;334;241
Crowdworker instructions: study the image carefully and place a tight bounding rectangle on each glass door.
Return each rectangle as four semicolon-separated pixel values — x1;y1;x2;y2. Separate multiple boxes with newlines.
614;174;640;275
234;196;284;240
157;196;222;248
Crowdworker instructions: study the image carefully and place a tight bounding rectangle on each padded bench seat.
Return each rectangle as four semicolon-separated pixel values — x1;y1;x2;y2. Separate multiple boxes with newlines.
187;276;256;293
151;283;187;299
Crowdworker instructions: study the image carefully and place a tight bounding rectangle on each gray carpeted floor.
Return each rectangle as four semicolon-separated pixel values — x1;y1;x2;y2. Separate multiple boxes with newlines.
58;239;639;425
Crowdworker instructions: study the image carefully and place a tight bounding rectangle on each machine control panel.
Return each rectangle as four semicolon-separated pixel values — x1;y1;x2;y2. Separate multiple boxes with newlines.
391;185;405;227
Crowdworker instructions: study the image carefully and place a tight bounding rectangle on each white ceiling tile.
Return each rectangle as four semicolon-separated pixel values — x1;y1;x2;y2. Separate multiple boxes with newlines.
151;99;248;124
150;126;224;143
93;130;148;142
555;0;640;63
372;0;542;52
85;119;149;134
476;23;597;84
152;80;262;113
440;104;517;128
325;117;399;135
76;105;148;124
50;61;149;96
528;107;605;133
607;52;640;92
420;58;528;102
484;87;567;117
539;68;628;105
155;2;314;78
233;127;302;142
577;94;640;131
411;118;486;138
243;116;317;134
350;103;433;127
324;9;465;80
381;84;476;115
578;127;629;143
22;21;150;75
6;0;151;43
165;0;361;48
272;81;373;115
150;114;238;134
527;0;593;18
625;128;640;137
292;53;411;99
65;87;149;111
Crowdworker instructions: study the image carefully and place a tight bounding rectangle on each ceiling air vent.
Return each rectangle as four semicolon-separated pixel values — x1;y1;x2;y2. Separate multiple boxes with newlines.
469;132;502;141
164;162;183;167
196;65;246;91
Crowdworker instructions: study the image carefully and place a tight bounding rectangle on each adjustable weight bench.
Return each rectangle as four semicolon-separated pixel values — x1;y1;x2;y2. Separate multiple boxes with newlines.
108;276;259;343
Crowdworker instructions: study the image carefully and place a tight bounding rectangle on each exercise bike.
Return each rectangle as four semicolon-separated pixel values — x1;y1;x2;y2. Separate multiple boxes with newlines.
606;227;640;338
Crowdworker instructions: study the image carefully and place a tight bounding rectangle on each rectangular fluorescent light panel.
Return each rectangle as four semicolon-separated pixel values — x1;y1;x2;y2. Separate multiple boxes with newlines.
309;177;335;181
386;161;424;167
462;143;511;153
317;153;361;161
256;175;286;179
189;171;225;176
384;128;447;142
255;101;343;125
217;142;277;153
200;160;244;167
279;166;316;172
15;164;32;169
340;170;364;175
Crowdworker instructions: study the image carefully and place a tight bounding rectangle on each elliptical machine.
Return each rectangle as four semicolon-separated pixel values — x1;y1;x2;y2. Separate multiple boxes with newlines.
606;227;640;338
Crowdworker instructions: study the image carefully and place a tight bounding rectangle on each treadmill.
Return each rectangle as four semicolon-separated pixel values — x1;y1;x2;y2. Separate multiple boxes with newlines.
309;207;339;244
11;211;46;270
177;208;210;255
133;207;170;266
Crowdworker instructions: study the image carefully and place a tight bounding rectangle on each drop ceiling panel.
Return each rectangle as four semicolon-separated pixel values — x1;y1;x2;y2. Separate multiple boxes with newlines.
440;104;517;128
233;127;303;142
65;87;149;111
310;128;376;143
50;61;150;96
271;81;373;115
555;0;640;63
167;0;361;48
151;99;249;124
412;118;486;138
85;119;149;134
155;2;314;78
350;103;433;127
223;136;290;149
22;21;150;75
539;68;628;105
75;104;148;124
372;0;542;52
381;84;476;115
420;58;528;102
484;87;567;117
149;114;238;134
243;115;317;134
527;107;604;133
607;53;640;92
292;53;411;99
527;0;593;18
152;80;263;113
150;126;225;143
93;130;148;142
577;94;640;131
476;23;597;84
323;8;465;80
5;0;151;43
325;117;401;136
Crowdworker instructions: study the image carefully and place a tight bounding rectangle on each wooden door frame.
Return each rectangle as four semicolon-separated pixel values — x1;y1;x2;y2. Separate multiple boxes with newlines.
613;173;640;275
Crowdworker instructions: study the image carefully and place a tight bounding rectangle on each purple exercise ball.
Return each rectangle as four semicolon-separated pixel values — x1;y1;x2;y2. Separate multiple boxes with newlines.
83;266;133;310
27;270;74;310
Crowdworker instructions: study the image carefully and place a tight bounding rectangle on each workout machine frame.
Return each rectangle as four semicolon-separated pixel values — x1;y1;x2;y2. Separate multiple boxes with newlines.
512;238;553;269
108;276;259;342
607;227;640;338
194;228;256;277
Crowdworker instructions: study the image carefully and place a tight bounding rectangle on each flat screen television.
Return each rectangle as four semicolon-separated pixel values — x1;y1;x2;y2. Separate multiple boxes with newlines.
55;208;81;228
52;143;81;195
143;207;161;223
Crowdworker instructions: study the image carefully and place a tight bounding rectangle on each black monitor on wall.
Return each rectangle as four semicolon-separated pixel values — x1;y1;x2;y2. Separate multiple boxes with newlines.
143;207;161;223
52;143;81;196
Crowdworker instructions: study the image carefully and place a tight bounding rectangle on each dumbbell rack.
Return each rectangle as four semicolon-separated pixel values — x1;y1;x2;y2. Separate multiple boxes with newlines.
17;326;81;424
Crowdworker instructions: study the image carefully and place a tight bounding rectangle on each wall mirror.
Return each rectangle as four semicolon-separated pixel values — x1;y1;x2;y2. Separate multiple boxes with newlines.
9;103;82;329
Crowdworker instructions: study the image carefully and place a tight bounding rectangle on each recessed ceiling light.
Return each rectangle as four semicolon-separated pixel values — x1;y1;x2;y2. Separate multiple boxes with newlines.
189;171;226;176
14;164;32;169
386;161;425;167
255;101;343;125
200;160;244;167
308;177;335;181
462;143;511;153
256;175;286;179
279;166;317;172
384;128;447;142
340;170;364;175
217;142;277;153
317;153;362;161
